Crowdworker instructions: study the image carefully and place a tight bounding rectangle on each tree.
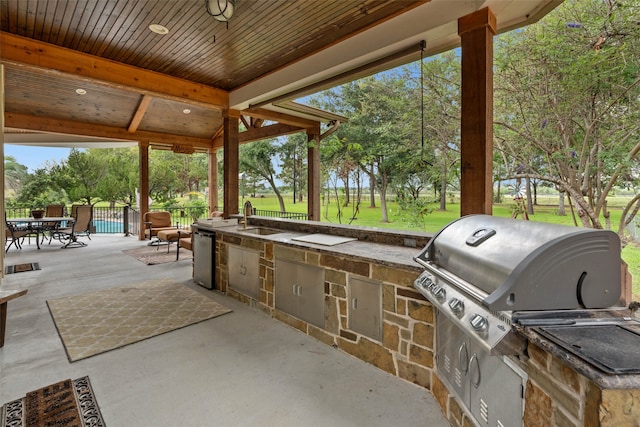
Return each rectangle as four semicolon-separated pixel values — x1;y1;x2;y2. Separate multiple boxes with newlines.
418;51;461;211
494;0;640;234
92;148;139;207
4;156;29;197
318;71;418;223
280;133;308;204
239;140;286;212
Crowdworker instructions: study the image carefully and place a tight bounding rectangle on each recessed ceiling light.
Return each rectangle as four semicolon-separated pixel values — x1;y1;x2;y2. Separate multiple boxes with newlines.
183;109;191;114
149;24;169;35
75;88;87;95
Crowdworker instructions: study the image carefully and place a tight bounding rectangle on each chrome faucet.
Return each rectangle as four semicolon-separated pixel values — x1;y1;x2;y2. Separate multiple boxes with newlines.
242;200;253;229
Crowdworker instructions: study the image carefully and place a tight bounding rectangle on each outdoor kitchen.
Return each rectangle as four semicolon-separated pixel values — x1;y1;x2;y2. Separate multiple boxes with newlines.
195;214;640;427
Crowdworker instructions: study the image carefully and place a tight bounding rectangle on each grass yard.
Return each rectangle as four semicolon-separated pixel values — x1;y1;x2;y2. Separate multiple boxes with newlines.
245;194;640;301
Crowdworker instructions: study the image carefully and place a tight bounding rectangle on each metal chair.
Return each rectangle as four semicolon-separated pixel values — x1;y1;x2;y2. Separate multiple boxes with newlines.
5;214;30;252
57;205;93;248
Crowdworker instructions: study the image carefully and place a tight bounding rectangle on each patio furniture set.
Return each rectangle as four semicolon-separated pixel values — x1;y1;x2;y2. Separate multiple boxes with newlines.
5;204;93;251
144;211;193;260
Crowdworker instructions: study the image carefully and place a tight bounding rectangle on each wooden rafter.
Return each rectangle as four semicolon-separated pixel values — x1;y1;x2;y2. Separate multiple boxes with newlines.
0;32;228;110
243;107;318;129
128;95;153;133
5;112;214;149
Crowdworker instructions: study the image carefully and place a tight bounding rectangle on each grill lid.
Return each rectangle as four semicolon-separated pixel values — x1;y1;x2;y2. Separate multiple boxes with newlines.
414;215;621;312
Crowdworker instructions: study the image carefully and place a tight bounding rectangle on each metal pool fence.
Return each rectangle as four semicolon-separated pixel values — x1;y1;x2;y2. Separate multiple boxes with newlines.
6;205;308;235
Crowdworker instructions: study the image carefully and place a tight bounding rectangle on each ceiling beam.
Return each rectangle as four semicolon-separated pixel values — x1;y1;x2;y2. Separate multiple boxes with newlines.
238;123;304;144
0;32;229;110
128;95;153;132
5;112;214;149
243;107;318;129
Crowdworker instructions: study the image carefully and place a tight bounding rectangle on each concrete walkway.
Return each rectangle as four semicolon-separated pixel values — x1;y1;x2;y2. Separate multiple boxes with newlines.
0;234;448;426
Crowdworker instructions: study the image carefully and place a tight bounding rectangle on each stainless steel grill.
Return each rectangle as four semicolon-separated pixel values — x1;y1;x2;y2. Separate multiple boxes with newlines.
413;214;622;353
413;215;626;427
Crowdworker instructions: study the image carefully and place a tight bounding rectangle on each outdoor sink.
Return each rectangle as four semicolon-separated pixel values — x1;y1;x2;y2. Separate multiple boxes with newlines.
238;227;285;236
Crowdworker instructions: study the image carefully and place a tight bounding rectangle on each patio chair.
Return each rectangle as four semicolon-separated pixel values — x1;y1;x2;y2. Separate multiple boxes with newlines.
42;204;66;244
176;230;193;261
143;211;178;241
5;214;30;252
57;204;93;248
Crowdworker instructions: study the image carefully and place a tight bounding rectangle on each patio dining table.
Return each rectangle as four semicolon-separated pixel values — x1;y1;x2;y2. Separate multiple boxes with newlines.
6;217;75;249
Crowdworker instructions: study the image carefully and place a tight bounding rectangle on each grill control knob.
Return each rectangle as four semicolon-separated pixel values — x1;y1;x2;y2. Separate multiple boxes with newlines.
425;277;434;289
431;285;446;301
448;298;465;316
470;314;488;333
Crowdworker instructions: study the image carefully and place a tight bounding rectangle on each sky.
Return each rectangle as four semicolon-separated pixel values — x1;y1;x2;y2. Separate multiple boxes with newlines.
4;145;72;172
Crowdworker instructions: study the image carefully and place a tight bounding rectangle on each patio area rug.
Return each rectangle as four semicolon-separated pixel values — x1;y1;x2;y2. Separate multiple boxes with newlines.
1;376;105;427
122;245;192;265
4;263;40;274
47;279;231;362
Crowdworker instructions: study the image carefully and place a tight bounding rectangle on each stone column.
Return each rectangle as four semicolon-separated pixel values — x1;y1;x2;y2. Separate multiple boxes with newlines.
458;7;496;215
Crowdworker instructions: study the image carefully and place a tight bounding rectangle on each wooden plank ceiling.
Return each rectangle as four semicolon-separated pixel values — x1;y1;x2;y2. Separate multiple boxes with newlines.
0;0;422;149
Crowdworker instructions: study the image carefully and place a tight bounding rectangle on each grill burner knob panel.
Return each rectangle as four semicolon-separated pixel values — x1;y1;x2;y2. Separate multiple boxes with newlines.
448;298;465;316
470;314;489;333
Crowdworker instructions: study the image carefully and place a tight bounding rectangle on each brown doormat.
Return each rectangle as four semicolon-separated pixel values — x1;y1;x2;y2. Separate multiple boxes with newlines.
5;263;40;274
1;376;105;427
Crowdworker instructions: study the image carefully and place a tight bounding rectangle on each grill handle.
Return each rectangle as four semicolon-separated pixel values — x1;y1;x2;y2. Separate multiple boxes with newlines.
420;262;489;302
458;342;469;374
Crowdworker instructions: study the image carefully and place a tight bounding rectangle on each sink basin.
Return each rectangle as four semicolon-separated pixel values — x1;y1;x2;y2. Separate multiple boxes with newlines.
238;227;285;236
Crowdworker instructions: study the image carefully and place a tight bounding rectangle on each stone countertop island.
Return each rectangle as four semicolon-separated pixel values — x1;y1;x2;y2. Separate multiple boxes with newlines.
195;216;640;426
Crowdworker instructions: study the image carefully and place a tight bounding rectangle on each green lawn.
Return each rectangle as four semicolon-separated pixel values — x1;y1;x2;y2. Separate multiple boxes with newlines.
245;194;640;301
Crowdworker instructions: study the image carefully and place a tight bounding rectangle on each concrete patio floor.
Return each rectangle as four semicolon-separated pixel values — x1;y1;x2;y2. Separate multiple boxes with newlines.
1;234;448;426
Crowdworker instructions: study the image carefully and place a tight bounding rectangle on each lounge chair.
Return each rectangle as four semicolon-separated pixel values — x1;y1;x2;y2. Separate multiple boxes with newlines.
176;230;193;261
143;211;178;242
57;204;93;248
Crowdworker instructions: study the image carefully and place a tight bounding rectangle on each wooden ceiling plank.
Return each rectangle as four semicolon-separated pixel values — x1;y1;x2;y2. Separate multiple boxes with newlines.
133;1;200;68
1;32;229;109
117;1;176;65
72;0;102;51
62;0;90;48
5;112;214;149
77;0;114;53
95;0;145;57
128;94;153;132
92;1;128;54
98;0;149;58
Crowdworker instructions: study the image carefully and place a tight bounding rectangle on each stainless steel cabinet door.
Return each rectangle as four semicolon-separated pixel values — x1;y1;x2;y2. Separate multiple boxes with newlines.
348;276;382;341
228;246;260;299
275;259;324;328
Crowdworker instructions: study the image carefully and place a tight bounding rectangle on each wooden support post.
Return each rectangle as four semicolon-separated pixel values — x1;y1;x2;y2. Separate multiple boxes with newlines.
208;148;219;214
138;141;150;240
307;126;321;221
458;7;496;216
223;111;240;218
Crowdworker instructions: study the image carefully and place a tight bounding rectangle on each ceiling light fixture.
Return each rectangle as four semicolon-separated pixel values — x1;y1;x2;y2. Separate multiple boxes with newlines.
75;88;87;95
183;109;191;114
149;24;169;35
205;0;235;26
